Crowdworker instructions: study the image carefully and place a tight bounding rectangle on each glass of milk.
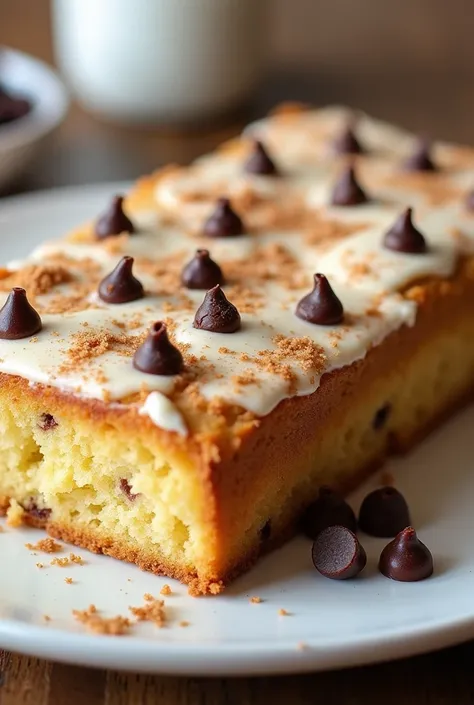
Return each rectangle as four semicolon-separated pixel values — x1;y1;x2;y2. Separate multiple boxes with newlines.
52;0;268;125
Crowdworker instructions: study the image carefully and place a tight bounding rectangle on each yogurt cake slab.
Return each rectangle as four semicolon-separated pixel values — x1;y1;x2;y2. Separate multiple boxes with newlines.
1;104;474;594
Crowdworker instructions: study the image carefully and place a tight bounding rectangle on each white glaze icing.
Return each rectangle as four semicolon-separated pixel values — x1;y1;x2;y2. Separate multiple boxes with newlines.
0;106;472;433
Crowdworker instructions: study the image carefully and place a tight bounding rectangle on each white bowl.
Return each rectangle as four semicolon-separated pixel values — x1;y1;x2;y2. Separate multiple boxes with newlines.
0;47;69;190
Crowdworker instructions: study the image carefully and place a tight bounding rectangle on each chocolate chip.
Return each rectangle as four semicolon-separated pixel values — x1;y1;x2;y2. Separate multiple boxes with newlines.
466;191;474;211
333;124;363;155
95;195;135;239
373;403;391;430
119;478;139;502
133;322;184;375
358;486;411;538
244;140;279;176
331;165;368;206
302;486;357;540
193;285;241;333
181;249;224;290
98;256;144;304
259;520;272;542
203;198;244;237
383;208;427;254
295;273;344;325
39;413;58;431
379;526;433;581
0;287;42;339
23;500;51;524
312;526;367;580
403;138;436;172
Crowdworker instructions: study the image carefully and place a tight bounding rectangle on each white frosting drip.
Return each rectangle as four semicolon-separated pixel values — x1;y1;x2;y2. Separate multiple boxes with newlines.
139;392;188;436
0;106;473;433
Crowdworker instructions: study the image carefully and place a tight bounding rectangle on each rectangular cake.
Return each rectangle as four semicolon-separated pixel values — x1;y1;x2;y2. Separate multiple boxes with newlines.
1;104;474;594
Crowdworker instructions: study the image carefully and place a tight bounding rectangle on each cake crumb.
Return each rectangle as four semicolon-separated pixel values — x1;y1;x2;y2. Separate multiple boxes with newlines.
73;605;131;636
51;556;70;567
129;598;166;628
65;577;73;584
143;593;154;601
179;621;190;628
25;538;62;553
43;615;51;622
297;641;308;651
36;562;44;569
160;584;172;596
69;553;85;564
278;608;290;616
250;596;262;604
7;500;25;527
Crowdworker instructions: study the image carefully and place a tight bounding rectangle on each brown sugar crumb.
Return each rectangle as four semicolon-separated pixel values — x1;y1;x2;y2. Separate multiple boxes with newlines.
232;370;259;390
250;596;263;604
59;328;147;374
64;577;73;584
179;621;190;628
218;347;236;355
129;598;166;628
25;538;62;553
69;553;84;564
73;605;131;636
160;584;172;596
6;500;25;527
278;608;291;616
51;556;70;567
0;263;72;296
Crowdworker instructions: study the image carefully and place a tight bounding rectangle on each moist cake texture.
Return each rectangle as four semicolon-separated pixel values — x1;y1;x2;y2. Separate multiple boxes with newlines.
1;104;474;593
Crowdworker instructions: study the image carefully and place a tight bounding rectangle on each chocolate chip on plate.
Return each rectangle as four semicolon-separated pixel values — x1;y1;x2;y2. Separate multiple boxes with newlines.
379;526;433;581
333;124;363;155
244;140;279;176
203;197;245;237
95;195;135;239
0;287;42;339
302;486;357;540
383;207;427;254
295;273;344;325
98;256;144;304
133;322;184;375
358;486;411;538
193;285;241;333
330;165;368;206
312;525;367;580
181;249;224;290
403;138;436;172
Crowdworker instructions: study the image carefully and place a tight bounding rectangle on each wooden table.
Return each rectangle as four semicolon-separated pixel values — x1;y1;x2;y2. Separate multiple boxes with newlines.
2;1;474;702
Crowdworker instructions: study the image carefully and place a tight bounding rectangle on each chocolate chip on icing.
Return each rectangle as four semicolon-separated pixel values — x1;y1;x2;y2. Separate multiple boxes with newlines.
312;526;367;580
333;124;363;155
330;165;368;206
203;198;244;237
296;273;344;325
181;249;224;290
133;322;184;375
302;486;357;540
193;285;241;333
0;287;42;339
244;140;279;176
383;207;427;254
379;527;433;581
95;195;135;239
358;486;411;538
403;138;436;172
98;256;144;304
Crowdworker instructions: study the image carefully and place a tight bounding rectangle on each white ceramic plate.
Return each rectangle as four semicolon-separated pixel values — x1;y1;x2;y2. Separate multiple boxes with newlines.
0;184;474;676
0;48;69;189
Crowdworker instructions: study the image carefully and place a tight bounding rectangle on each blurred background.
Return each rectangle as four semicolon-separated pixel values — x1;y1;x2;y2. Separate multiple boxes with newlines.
0;0;472;194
